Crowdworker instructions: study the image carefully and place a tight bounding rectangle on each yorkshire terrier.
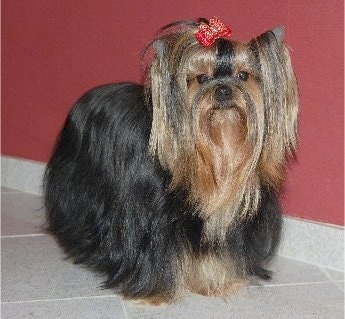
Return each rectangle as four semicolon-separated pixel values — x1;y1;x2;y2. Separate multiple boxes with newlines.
44;17;299;304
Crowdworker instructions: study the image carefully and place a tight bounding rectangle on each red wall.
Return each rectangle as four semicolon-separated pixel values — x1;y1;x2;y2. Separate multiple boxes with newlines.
2;0;343;225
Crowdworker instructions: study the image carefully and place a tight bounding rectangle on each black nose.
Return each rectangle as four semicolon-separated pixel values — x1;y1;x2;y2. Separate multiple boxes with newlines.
215;85;232;102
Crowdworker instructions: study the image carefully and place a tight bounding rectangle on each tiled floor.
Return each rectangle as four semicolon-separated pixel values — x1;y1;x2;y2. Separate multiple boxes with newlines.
1;187;344;319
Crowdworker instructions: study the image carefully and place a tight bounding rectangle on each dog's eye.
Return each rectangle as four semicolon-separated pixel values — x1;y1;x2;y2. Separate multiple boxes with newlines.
196;74;211;84
238;71;249;81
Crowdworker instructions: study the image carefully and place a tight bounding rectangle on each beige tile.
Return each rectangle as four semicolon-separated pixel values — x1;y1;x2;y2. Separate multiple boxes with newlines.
1;193;45;236
1;189;344;319
1;297;126;319
124;283;344;319
255;256;335;287
1;236;114;302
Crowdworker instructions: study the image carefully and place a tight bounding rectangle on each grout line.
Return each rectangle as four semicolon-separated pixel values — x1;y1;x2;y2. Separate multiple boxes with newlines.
1;233;47;239
319;267;345;292
249;280;344;289
318;266;343;281
278;253;345;272
2;294;120;305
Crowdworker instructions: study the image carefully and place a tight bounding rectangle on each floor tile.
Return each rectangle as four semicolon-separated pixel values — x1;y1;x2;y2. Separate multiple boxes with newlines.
319;267;345;291
1;193;45;236
319;266;344;281
1;235;115;302
1;296;126;319
124;282;344;319
256;255;333;287
1;189;344;319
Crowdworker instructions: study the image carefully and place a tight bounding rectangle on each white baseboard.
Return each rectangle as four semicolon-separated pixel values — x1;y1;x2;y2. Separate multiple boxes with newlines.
280;217;344;271
1;156;344;271
1;155;45;194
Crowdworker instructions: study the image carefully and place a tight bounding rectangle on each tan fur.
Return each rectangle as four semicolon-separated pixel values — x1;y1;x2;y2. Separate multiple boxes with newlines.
181;251;246;297
143;23;298;242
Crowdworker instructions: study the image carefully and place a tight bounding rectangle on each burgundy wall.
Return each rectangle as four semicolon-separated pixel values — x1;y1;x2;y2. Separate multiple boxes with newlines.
2;0;343;225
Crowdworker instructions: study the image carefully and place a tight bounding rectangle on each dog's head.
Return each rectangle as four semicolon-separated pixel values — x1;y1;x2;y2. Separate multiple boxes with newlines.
143;17;298;230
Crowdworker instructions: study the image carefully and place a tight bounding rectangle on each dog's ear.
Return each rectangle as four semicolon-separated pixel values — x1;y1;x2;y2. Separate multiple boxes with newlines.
252;26;285;46
271;26;284;44
147;38;174;166
153;40;167;59
249;26;298;158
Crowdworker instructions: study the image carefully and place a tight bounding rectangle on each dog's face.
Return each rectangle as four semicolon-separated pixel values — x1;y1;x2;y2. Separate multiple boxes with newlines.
145;19;298;234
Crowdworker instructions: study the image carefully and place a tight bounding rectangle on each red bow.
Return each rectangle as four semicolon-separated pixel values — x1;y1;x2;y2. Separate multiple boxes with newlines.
195;17;232;47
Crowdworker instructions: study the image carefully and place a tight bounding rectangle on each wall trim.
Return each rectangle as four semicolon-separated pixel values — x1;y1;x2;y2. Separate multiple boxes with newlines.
1;155;45;194
1;156;344;271
280;216;343;271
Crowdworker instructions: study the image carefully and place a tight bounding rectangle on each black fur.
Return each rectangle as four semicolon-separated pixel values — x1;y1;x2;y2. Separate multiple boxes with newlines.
44;82;282;300
215;38;234;78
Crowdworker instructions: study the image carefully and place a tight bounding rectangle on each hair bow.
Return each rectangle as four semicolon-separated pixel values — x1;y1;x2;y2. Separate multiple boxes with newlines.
195;17;232;47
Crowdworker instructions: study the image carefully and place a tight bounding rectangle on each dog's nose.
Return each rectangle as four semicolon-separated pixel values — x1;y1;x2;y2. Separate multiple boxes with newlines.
215;85;232;102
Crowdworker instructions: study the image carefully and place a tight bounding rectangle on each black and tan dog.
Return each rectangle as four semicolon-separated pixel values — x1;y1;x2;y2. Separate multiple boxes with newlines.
44;17;298;304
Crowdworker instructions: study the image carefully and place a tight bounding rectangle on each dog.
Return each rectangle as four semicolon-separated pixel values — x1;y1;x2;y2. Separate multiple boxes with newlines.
44;17;298;304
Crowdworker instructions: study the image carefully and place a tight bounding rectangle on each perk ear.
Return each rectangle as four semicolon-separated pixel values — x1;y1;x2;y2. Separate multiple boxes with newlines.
153;39;167;59
252;26;285;46
271;26;284;43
